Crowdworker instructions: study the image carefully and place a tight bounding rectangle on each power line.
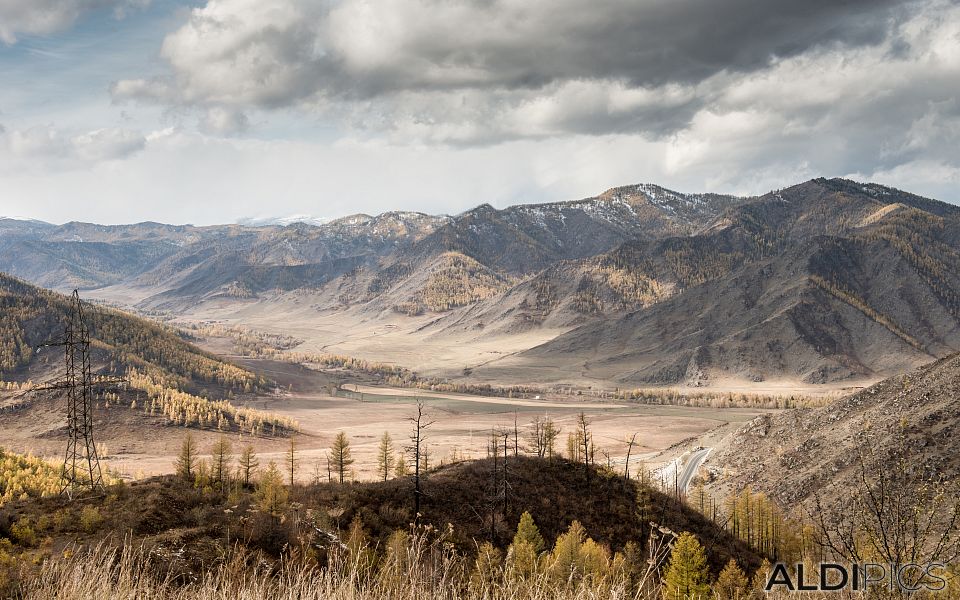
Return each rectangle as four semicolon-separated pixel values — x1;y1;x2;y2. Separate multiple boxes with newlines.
34;290;124;497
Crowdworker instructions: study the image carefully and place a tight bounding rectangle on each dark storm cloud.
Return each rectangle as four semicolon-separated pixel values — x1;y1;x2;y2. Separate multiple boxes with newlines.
4;0;960;223
112;0;911;105
104;0;960;205
330;0;907;95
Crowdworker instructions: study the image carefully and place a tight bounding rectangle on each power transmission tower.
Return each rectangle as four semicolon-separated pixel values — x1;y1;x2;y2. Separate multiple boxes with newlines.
35;290;123;497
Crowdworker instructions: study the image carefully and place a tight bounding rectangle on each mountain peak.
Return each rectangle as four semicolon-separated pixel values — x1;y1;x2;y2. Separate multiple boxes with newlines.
236;215;329;227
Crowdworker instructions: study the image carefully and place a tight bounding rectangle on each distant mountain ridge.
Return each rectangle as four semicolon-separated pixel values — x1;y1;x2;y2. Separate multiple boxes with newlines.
3;178;959;386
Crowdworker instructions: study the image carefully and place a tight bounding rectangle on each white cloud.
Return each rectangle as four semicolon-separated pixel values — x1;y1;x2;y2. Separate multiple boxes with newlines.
111;0;910;142
156;0;329;107
0;124;146;170
0;0;150;44
199;107;249;135
72;127;146;161
849;160;960;203
3;0;960;223
101;0;960;207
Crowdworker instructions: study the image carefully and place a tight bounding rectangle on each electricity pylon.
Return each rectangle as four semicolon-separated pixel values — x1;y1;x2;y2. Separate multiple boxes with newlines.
36;290;123;497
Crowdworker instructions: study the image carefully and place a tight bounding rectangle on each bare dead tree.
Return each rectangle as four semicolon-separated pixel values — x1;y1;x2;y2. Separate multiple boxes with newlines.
482;426;516;541
624;432;639;480
528;415;556;458
406;401;434;522
578;412;592;485
513;411;519;457
487;427;501;540
808;428;960;594
502;430;511;516
528;416;545;457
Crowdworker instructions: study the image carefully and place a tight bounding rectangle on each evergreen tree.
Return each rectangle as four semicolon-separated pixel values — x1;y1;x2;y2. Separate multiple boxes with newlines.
346;514;375;578
510;511;545;577
195;458;210;489
238;444;259;486
175;433;197;481
714;559;748;600
543;417;559;459
469;541;503;593
577;412;592;469
210;435;232;488
377;431;395;482
513;511;545;553
750;559;772;597
550;520;586;582
662;532;711;600
331;431;354;483
566;432;578;461
394;453;409;476
286;438;297;486
256;461;288;516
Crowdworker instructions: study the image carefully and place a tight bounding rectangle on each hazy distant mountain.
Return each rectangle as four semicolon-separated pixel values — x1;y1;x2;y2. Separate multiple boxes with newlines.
0;213;449;301
235;215;329;227
3;178;960;385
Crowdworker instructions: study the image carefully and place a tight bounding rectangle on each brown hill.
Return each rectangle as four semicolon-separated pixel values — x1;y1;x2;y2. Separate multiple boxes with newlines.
705;351;960;510
0;271;256;393
0;457;761;583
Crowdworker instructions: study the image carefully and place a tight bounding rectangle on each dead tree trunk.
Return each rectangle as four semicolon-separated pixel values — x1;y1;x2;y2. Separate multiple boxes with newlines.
624;432;638;480
407;402;434;523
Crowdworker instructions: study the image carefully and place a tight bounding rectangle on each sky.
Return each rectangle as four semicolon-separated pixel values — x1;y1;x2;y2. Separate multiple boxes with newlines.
0;0;958;225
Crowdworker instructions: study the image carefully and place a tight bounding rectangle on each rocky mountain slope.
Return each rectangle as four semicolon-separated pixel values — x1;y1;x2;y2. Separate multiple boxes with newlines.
3;178;960;386
474;179;960;385
705;351;960;511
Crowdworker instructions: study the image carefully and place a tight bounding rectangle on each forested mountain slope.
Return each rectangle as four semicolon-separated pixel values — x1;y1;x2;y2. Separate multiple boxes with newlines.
0;272;254;390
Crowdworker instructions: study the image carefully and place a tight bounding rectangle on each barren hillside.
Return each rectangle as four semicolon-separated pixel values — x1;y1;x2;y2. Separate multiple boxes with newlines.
705;352;960;510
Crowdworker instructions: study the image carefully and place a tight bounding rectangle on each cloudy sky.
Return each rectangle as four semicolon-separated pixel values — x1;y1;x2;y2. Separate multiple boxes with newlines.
0;0;958;224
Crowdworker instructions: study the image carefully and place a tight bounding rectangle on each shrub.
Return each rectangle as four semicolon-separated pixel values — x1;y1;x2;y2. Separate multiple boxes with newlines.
79;506;103;534
11;517;37;547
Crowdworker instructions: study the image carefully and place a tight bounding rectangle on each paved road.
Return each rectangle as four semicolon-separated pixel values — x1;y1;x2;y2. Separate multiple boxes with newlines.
678;447;712;494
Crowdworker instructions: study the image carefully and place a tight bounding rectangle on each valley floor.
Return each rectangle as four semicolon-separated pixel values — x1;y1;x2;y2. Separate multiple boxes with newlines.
89;287;876;398
0;353;769;483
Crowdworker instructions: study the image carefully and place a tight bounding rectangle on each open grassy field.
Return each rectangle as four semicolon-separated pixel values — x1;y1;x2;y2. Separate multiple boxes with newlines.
92;355;772;482
0;354;772;484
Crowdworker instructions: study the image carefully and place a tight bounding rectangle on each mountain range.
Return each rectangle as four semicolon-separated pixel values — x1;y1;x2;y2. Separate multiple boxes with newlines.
3;177;960;388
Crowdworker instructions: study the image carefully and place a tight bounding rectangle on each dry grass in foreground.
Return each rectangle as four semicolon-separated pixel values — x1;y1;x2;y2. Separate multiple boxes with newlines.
21;536;944;600
25;533;642;600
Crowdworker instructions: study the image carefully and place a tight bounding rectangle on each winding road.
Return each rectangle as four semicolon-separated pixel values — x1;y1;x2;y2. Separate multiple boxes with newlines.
678;447;712;493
